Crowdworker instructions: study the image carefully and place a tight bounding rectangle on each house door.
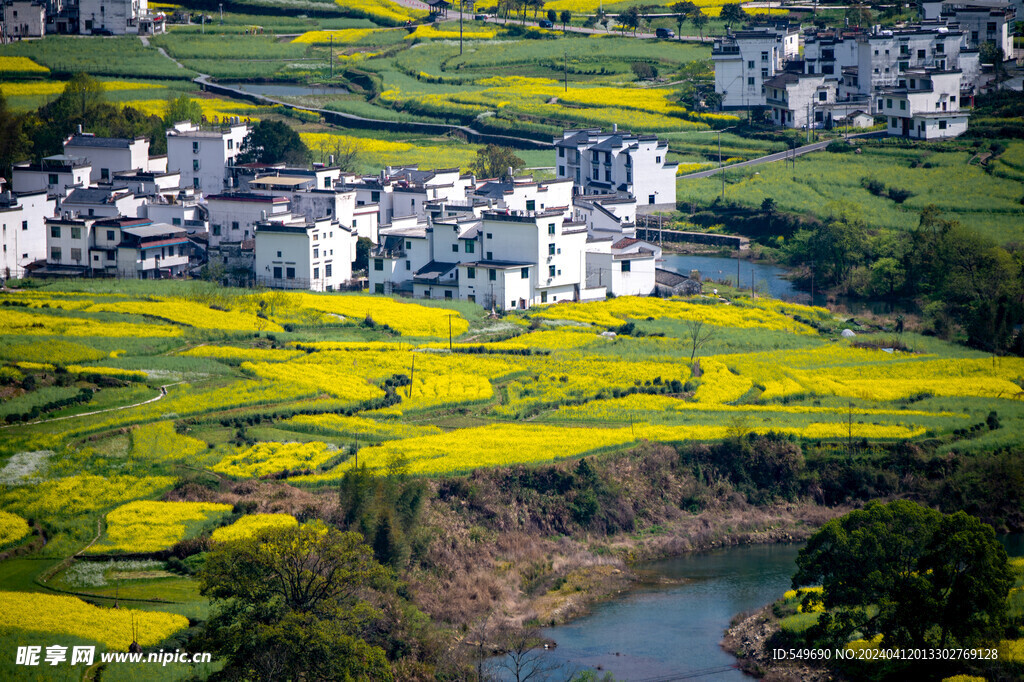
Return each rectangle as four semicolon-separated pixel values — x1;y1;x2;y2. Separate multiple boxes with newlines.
902;118;909;136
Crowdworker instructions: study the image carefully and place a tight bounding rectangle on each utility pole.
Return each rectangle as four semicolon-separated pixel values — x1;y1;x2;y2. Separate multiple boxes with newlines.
330;34;333;78
448;314;453;350
564;50;568;92
459;0;463;55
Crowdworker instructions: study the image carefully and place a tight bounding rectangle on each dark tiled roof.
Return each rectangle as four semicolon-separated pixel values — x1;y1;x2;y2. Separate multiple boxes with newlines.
66;135;139;149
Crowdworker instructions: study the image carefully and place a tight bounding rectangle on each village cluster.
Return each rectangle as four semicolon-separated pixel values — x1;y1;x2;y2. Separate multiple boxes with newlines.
712;0;1016;138
0;122;683;310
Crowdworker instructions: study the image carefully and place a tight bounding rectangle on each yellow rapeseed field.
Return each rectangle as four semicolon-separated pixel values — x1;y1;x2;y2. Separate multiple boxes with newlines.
211;513;298;542
0;511;31;546
291;28;386;44
90;500;232;553
0;592;189;649
212;441;339;478
88;299;283;332
0;307;181;337
0;475;175;517
281;413;442;440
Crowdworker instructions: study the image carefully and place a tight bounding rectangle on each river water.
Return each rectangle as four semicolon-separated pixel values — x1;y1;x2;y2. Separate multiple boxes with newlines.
225;82;349;97
490;542;802;681
661;253;797;301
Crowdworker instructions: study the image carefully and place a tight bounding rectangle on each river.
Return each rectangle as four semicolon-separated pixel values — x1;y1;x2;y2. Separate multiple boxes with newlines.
660;253;919;316
490;542;803;681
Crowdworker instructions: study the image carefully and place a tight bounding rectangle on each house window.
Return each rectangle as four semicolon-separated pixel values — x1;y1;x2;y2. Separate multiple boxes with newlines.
286;267;295;279
559;147;565;158
21;221;27;231
50;225;60;238
486;251;493;260
521;267;529;279
819;91;827;101
467;267;475;279
374;259;383;271
375;283;384;293
939;120;947;130
192;141;200;153
748;77;755;86
541;291;547;303
761;51;769;61
465;241;474;253
548;223;555;235
280;250;285;258
405;240;412;249
558;166;565;175
486;233;492;239
371;191;380;202
71;227;81;239
621;260;631;272
107;251;114;260
273;266;282;278
227;139;233;150
48;174;58;185
445;290;453;300
452;244;459;253
172;218;182;226
193;178;200;189
468;294;475;303
325;264;332;277
231;221;239;232
489;269;496;281
900;100;906;110
649;194;656;204
747;60;755;69
213;225;222;236
526;200;535;211
314;267;320;279
51;247;61;261
549;265;556;277
71;248;81;261
548;243;555;256
100;168;109;180
886;98;892;108
405;260;411;270
605;170;611;181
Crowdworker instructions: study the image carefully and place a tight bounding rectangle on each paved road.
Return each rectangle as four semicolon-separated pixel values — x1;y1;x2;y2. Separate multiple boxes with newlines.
680;131;885;179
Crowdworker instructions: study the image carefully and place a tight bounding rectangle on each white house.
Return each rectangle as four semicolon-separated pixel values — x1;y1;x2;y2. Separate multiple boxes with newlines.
764;73;869;129
142;187;206;232
369;219;431;295
254;217;354;291
117;222;190;278
166;121;249;197
938;0;1015;55
3;0;45;37
78;0;146;33
572;194;636;237
712;28;795;108
0;190;54;279
205;192;290;247
471;176;574;217
584;236;658;297
12;155;91;196
881;69;969;139
346;166;474;226
60;186;144;219
554;128;677;206
63;134;153;183
45;215;94;272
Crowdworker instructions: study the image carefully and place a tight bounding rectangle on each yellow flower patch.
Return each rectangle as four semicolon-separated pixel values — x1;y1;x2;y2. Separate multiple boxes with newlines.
212;441;339;478
90;500;232;553
0;511;31;546
211;514;298;542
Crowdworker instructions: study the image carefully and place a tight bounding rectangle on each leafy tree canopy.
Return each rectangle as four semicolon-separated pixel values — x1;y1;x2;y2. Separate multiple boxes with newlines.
794;500;1013;649
236;119;311;166
470;144;525;181
163;94;203;126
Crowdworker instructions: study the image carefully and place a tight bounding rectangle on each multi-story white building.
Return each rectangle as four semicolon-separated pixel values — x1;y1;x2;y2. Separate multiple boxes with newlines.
117;222;190;278
3;0;45;37
712;28;796;108
572;194;636;237
166;121;249;197
346;166;475;226
254;216;354;291
922;0;1015;55
64;134;153;183
881;68;969;139
0;190;55;279
584;236;659;297
470;176;574;217
60;186;143;219
205;192;290;247
764;73;868;128
78;0;145;33
12;155;91;196
554;128;677;206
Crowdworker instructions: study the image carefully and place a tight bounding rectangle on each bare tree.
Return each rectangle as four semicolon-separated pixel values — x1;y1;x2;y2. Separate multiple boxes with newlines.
685;318;716;368
494;625;558;682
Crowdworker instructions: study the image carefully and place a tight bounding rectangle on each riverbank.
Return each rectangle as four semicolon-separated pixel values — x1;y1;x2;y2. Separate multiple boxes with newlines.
722;603;834;682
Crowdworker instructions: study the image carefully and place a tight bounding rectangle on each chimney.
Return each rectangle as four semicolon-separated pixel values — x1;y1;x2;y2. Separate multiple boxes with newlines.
76;124;83;135
507;166;513;180
328;154;335;166
260;210;267;221
613;123;617;132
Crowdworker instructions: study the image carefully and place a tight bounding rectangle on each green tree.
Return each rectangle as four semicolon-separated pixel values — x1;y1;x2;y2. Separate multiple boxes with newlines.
719;2;746;27
547;8;556;23
354;236;372;272
470;144;525;181
559;9;571;29
163;94;203;126
671;1;696;34
622;6;642;35
0;93;32;181
198;522;394;681
690;10;708;40
793;500;1012;649
237;119;311;166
